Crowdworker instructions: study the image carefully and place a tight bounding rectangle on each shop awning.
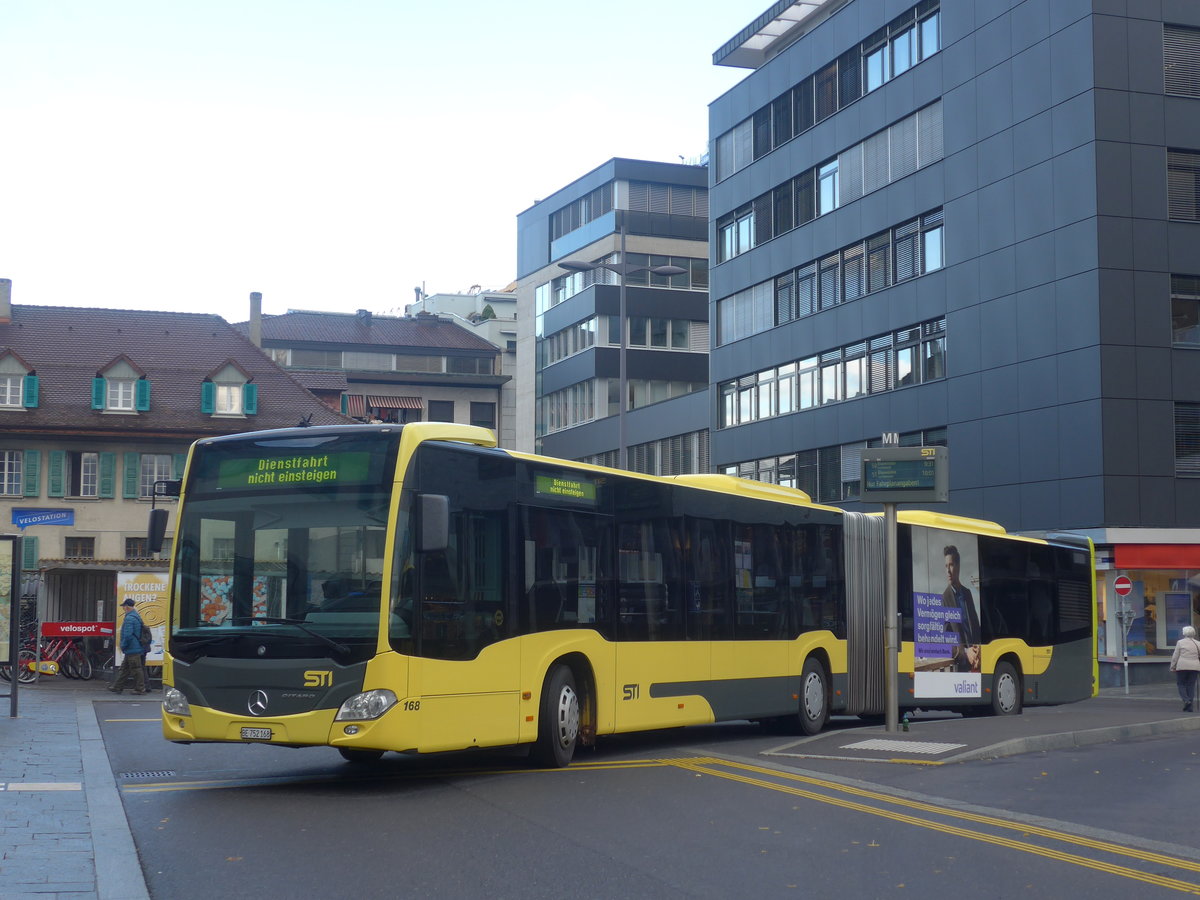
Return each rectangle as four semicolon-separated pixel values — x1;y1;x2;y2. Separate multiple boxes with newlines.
345;395;365;417
367;395;423;410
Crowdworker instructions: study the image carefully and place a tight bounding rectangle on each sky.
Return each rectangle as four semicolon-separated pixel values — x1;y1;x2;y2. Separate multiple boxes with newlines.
1;1;756;324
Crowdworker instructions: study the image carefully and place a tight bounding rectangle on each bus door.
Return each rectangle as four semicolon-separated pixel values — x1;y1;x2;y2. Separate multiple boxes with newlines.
711;523;791;720
405;502;521;754
612;516;707;732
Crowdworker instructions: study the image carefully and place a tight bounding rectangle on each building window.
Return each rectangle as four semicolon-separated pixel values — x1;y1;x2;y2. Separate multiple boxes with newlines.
68;451;99;498
65;537;95;559
428;400;455;423
0;450;21;496
817;160;839;215
716;209;944;346
126;537;150;559
1168;149;1200;220
290;348;343;368
470;402;496;429
108;379;136;410
215;384;243;415
1176;403;1200;476
139;454;172;499
714;1;941;181
0;375;22;408
717;318;946;427
1165;25;1200;97
1172;275;1200;345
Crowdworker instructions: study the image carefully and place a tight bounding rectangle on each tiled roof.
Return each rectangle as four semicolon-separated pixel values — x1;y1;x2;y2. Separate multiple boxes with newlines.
239;309;501;352
287;368;350;391
0;305;355;437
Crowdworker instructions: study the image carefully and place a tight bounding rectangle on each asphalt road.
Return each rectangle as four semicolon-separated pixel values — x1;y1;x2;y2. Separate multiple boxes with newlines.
99;707;1200;899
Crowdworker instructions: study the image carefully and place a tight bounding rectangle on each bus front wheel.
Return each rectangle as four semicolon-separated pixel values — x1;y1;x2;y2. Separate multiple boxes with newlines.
991;661;1022;716
338;748;385;763
798;658;829;735
532;665;579;768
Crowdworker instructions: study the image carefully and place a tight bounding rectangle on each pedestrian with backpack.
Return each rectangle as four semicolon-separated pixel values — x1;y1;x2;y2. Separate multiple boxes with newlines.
109;598;150;695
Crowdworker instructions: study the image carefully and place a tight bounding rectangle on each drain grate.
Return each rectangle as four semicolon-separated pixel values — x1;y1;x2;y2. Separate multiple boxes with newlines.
120;770;177;779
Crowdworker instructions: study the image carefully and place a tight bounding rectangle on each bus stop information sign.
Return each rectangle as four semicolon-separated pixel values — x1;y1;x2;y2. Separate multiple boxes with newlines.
860;446;949;503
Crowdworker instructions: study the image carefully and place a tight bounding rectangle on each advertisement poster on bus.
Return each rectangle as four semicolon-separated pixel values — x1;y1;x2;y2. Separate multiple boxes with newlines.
116;572;167;666
911;528;981;698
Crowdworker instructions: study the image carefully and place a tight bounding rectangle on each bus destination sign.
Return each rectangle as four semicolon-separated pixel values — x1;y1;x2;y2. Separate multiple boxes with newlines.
218;452;373;490
534;473;597;504
860;446;949;503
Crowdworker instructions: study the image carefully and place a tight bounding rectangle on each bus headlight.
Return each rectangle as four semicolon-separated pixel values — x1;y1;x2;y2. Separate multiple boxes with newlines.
335;689;398;721
163;687;191;716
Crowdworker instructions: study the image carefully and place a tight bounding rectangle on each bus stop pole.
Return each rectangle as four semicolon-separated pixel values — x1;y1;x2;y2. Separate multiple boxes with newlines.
884;502;899;733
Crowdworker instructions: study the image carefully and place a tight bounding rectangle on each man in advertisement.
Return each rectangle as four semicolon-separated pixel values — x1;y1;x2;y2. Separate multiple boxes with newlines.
943;544;981;673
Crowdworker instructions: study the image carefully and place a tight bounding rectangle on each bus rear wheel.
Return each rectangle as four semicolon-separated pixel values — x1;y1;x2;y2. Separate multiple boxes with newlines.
991;661;1022;716
338;748;385;763
531;665;579;768
797;657;829;735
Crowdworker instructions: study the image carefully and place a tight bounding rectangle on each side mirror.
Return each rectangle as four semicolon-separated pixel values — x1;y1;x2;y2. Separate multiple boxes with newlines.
419;494;449;553
148;508;169;554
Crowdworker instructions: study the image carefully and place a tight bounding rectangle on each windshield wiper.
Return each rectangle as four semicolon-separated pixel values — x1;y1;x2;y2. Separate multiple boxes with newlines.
243;616;351;655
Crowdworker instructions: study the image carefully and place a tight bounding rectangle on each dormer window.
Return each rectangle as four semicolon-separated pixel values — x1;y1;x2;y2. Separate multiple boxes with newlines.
215;383;243;415
202;361;257;418
0;350;37;410
93;356;149;413
108;378;136;410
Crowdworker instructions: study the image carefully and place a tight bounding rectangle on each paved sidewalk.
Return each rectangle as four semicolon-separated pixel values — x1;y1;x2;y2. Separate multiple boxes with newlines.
0;676;1193;899
1;677;149;900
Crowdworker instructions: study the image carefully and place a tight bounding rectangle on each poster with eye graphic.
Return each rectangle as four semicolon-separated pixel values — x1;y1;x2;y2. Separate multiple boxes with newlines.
911;528;982;699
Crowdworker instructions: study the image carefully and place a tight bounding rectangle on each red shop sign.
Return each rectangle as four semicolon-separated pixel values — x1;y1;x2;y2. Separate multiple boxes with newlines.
41;622;114;638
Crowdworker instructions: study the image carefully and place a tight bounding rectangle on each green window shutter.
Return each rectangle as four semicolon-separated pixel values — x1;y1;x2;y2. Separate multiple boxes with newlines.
22;450;40;497
243;383;258;415
172;453;186;480
47;450;65;498
200;381;215;414
123;453;140;499
136;379;151;411
22;374;38;408
21;536;38;571
92;377;106;410
340;393;347;414
98;452;116;498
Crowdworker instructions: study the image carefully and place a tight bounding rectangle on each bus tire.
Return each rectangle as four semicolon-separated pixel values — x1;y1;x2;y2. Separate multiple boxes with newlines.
531;665;579;768
338;748;385;763
798;657;829;735
991;661;1022;716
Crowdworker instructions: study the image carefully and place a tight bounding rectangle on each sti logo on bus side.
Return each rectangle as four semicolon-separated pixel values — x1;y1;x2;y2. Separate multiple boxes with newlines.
304;670;332;687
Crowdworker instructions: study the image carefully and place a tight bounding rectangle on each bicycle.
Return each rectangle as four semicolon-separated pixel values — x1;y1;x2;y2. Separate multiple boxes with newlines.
38;636;95;680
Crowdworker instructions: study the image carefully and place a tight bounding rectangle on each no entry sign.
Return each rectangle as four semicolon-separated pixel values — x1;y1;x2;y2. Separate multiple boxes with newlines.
1114;575;1133;596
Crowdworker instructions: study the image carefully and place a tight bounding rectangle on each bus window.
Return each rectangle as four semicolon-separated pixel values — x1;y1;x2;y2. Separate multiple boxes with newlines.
685;517;733;640
519;506;610;635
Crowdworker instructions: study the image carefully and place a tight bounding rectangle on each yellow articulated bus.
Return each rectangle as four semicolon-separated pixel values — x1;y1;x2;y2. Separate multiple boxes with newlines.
156;423;1096;767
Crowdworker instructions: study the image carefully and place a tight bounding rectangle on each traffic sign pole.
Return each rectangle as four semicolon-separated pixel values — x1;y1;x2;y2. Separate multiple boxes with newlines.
1114;576;1134;695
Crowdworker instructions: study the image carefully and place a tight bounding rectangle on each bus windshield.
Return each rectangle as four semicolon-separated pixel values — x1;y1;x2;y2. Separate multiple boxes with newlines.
169;429;398;662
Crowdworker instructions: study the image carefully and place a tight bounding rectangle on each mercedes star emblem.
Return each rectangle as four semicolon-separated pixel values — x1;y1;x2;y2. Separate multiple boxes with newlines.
247;690;269;716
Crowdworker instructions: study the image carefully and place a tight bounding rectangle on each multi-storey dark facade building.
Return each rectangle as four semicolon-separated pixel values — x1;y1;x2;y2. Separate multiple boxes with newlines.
708;0;1200;681
514;158;711;475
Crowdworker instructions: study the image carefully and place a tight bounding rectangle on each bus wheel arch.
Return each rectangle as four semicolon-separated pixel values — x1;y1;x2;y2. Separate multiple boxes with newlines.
797;654;831;735
991;658;1023;716
531;654;593;768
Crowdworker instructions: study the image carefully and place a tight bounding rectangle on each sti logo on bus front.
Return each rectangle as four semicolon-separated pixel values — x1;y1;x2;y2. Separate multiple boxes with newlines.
304;670;332;687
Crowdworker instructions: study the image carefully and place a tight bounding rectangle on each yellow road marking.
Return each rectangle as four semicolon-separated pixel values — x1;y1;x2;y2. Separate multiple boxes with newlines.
120;753;1200;893
675;758;1200;893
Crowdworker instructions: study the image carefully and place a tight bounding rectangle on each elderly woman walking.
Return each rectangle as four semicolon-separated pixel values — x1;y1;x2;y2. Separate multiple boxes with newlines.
1170;625;1200;712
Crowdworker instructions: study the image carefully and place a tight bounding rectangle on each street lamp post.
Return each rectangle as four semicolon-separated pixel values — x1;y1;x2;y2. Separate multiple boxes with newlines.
558;219;685;470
